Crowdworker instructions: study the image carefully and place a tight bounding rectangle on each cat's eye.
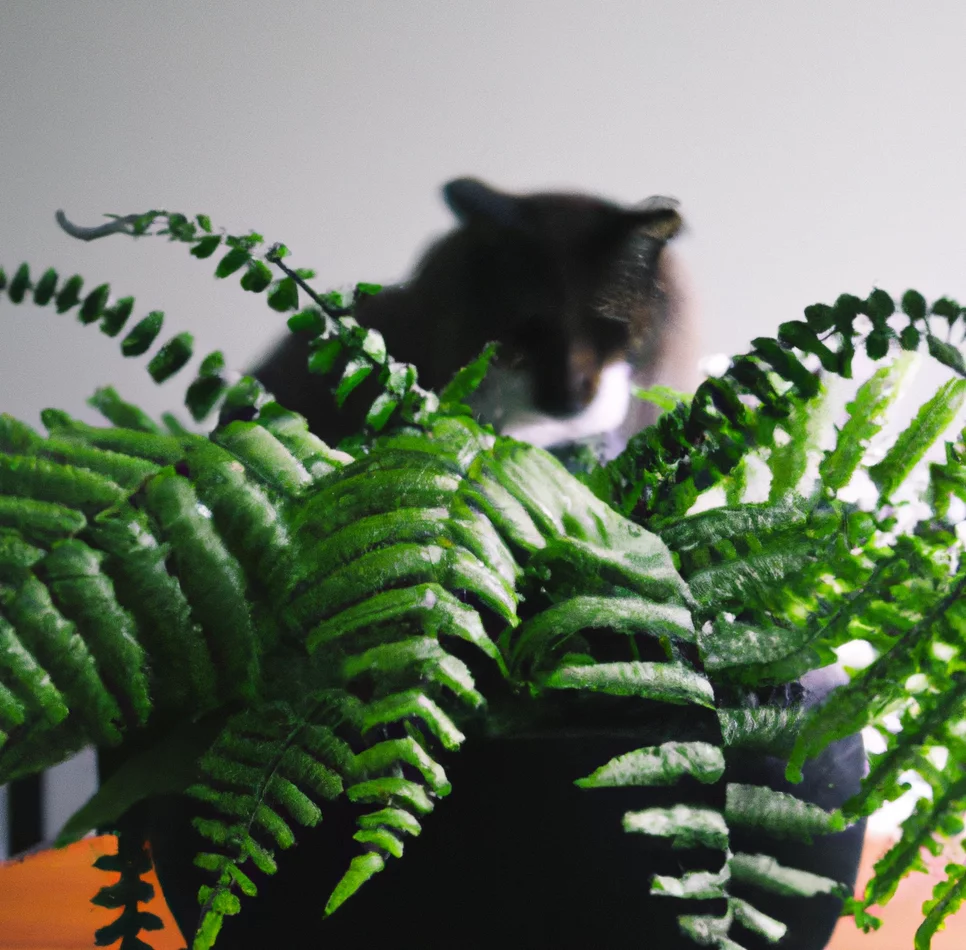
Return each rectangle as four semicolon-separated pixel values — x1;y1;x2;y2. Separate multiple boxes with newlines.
591;316;629;354
516;314;552;346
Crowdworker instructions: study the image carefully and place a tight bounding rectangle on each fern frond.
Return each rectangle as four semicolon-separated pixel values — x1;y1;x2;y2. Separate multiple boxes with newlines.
699;618;817;686
863;771;966;908
0;261;197;402
788;569;966;781
819;354;914;494
868;378;966;504
843;673;966;820
603;288;966;523
0;394;347;779
91;825;165;950
916;863;966;950
186;701;351;946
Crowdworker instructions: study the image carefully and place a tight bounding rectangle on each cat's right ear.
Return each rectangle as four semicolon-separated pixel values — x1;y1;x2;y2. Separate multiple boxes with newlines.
443;178;525;229
629;196;683;241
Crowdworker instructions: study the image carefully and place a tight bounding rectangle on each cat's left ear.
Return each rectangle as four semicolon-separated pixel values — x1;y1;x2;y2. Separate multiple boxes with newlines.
626;196;683;241
442;178;525;229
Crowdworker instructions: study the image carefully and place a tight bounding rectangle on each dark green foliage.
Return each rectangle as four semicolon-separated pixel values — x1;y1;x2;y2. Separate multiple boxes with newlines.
88;388;162;433
4;208;966;949
185;351;228;422
239;259;272;293
267;276;298;312
80;283;111;324
191;235;222;259
601;285;966;524
214;247;250;278
55;275;83;313
8;263;30;303
32;268;58;306
100;297;135;337
121;311;164;357
0;259;207;393
146;332;194;382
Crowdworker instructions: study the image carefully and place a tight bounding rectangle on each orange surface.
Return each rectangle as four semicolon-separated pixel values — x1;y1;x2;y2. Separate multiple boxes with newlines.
0;836;184;950
1;833;964;948
828;834;966;949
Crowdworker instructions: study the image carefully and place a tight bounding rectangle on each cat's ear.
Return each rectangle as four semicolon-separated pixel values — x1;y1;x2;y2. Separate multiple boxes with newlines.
626;196;683;241
443;178;525;229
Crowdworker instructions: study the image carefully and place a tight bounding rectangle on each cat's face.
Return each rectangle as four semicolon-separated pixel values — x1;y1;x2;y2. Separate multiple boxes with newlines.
441;179;682;443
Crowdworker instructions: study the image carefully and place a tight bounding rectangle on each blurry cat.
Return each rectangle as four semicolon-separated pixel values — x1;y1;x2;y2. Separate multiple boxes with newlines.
252;177;698;456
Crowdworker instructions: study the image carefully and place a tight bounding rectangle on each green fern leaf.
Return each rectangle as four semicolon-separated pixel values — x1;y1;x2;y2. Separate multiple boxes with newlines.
121;311;164;357
357;807;422;837
623;805;729;850
575;741;724;788
2;575;122;745
54;274;83;313
820;354;915;493
650;864;729;899
916;863;966;950
87;386;163;433
725;783;846;842
544;660;714;707
687;538;816;611
729;852;839;898
660;495;809;553
32;267;58;306
358;690;465;752
346;776;435;814
147;331;194;382
353;736;450;794
716;706;808;757
212;421;313;497
730;897;787;944
308;583;501;668
509;595;694;673
79;283;110;324
0;611;69;726
869;378;966;503
323;852;385;917
699;618;815;682
144;472;259;701
41;539;150;726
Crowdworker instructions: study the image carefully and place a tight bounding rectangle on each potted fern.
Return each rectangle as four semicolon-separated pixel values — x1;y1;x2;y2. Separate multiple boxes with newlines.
1;206;964;949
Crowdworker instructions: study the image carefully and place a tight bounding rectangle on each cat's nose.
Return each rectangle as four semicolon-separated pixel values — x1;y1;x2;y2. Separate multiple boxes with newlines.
535;384;586;418
566;345;600;410
551;374;596;416
566;368;598;410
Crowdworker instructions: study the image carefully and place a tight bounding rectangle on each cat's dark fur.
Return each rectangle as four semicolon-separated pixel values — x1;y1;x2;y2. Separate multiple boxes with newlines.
251;178;697;454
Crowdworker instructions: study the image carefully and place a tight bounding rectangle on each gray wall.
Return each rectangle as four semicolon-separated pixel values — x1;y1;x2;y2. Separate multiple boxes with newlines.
2;0;966;854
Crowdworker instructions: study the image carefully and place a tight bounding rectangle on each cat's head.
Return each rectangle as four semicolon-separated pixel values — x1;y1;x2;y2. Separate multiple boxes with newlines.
441;177;684;439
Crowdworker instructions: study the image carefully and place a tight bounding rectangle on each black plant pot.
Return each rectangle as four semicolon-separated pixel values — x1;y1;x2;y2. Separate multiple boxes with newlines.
146;704;865;950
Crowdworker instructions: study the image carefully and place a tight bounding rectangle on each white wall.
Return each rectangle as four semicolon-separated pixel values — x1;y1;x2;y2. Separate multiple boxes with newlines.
2;0;966;851
3;1;966;429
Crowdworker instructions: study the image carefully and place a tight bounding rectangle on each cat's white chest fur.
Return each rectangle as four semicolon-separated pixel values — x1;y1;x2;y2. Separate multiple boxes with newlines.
468;360;632;448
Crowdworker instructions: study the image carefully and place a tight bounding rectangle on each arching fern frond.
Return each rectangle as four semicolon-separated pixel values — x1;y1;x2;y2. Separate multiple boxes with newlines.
603;287;966;524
